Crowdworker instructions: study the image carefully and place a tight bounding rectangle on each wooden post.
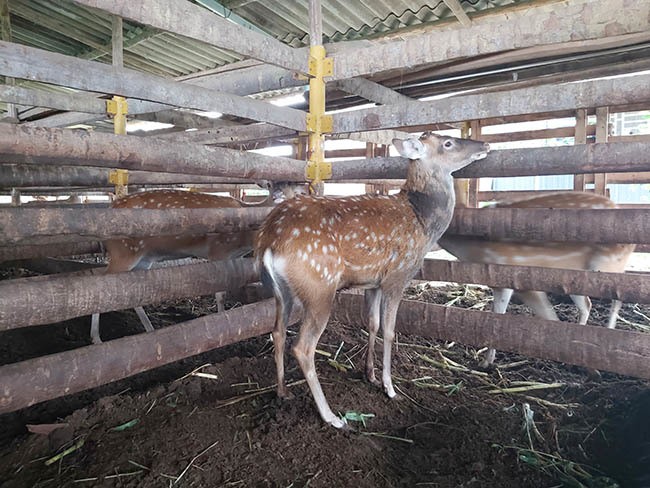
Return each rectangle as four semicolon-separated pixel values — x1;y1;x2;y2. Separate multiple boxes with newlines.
0;0;17;122
454;122;472;207
305;0;331;196
574;109;587;191
594;106;610;196
110;15;129;198
10;187;19;206
364;142;377;194
468;120;481;207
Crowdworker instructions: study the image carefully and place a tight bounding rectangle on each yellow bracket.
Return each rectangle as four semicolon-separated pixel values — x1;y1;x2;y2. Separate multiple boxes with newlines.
109;169;129;185
107;96;129;197
305;45;332;188
308;55;333;77
107;96;128;136
305;160;332;181
108;168;129;199
306;113;333;133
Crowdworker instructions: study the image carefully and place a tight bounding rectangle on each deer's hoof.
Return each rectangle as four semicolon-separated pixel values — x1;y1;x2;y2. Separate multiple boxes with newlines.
385;386;397;399
329;417;348;429
478;360;496;372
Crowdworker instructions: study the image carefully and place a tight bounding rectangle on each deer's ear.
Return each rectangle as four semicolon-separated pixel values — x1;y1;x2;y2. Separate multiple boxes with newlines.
393;138;426;160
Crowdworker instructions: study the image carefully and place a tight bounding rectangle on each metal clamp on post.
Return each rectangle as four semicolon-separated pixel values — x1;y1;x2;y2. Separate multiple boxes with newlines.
107;96;129;198
305;45;333;193
108;169;129;199
106;96;128;136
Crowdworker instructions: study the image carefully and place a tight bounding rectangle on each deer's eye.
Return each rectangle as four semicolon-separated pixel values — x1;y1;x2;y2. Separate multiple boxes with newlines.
443;140;454;149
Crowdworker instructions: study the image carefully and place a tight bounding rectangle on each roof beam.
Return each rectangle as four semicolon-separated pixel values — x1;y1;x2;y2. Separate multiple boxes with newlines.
442;0;471;26
332;72;650;133
332;77;411;105
155;123;295;145
0;85;107;114
0;41;306;131
0;0;16;122
71;0;306;73
330;0;650;80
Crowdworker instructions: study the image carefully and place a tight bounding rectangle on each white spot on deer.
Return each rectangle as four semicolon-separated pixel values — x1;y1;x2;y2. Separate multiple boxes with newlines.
292;228;300;237
305;226;311;233
322;246;328;254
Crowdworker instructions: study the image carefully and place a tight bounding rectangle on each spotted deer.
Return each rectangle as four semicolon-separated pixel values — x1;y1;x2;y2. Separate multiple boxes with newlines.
90;185;306;344
439;191;636;368
256;132;489;428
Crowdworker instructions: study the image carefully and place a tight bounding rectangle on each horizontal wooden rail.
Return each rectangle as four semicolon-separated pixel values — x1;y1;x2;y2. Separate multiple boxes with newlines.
0;125;305;180
446;208;650;244
418;259;650;303
2;207;647;246
0;241;101;262
0;299;301;414
6;127;650;181
0;259;257;330
333;293;650;380
0;207;271;245
0;164;246;188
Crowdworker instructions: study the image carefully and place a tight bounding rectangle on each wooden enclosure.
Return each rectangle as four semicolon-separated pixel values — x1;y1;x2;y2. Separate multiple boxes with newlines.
1;0;650;414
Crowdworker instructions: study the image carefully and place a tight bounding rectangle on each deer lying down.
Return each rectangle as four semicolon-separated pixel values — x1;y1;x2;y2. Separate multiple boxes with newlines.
90;185;306;344
256;132;489;428
439;191;636;368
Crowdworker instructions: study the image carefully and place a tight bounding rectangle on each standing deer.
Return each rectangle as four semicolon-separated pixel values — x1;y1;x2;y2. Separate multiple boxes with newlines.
439;191;636;368
256;132;489;428
90;185;306;344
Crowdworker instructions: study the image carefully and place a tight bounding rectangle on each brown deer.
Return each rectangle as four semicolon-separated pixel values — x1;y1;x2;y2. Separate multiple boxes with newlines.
439;191;636;368
90;185;306;344
256;132;489;428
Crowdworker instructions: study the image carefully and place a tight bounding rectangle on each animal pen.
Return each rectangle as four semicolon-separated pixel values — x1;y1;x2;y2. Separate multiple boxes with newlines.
1;0;650;486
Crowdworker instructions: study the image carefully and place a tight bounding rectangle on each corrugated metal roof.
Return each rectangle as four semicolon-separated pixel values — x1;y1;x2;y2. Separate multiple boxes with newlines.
9;0;243;78
8;0;523;80
223;0;520;46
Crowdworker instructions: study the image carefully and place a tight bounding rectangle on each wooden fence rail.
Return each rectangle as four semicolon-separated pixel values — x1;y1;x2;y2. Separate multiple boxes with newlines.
0;259;257;330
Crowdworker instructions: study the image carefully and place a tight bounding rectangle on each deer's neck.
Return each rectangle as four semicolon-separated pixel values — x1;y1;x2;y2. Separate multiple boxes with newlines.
402;160;455;237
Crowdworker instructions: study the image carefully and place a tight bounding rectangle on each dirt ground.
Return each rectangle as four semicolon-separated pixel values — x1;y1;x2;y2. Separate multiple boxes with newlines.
1;266;650;488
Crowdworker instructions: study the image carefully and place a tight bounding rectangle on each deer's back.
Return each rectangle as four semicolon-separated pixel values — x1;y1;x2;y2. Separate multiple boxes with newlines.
440;191;634;272
256;193;430;289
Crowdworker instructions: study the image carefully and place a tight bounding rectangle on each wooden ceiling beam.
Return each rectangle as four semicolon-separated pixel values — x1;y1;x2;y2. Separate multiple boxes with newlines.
332;72;650;133
442;0;471;27
332;77;411;105
0;41;306;131
331;0;650;80
71;0;306;73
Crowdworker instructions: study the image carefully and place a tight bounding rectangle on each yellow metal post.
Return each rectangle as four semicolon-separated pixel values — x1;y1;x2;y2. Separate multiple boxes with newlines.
106;96;129;198
305;45;332;195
